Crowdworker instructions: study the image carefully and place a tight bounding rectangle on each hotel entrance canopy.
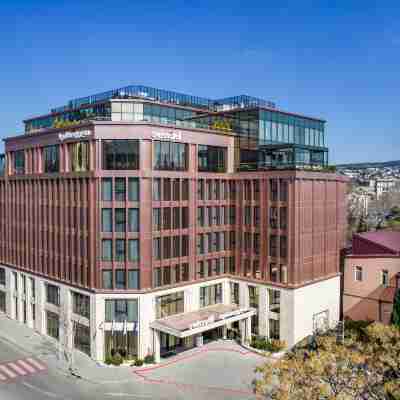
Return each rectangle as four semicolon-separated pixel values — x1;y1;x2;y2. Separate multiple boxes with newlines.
150;304;256;338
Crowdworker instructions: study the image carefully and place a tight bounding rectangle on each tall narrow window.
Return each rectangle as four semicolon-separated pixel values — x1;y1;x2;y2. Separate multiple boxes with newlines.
102;178;112;201
71;142;89;172
14;150;25;174
128;239;140;262
115;178;126;201
115;239;126;262
128;208;139;232
115;209;126;232
128;178;139;201
102;209;112;232
43;145;60;173
102;239;113;261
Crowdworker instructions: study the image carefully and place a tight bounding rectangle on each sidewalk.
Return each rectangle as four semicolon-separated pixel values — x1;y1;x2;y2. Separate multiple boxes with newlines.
0;314;133;384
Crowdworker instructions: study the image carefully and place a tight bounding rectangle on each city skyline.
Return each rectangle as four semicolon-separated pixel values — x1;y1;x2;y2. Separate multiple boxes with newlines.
1;1;400;163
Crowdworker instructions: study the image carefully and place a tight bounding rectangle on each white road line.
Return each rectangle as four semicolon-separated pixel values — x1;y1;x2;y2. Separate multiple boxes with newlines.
7;362;27;375
21;382;61;398
0;372;6;381
17;359;36;374
0;365;17;379
104;394;154;398
26;358;46;370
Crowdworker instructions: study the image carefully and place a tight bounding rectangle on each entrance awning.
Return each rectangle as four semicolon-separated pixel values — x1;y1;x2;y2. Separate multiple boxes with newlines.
151;304;256;338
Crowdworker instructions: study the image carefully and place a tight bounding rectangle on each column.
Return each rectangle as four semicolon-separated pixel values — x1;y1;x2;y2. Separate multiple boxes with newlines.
239;282;249;309
91;295;105;361
239;316;252;345
258;287;268;337
35;278;46;335
153;329;160;363
222;326;228;340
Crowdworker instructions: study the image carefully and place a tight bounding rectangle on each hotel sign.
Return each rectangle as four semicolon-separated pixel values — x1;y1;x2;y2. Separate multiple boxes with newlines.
189;315;215;330
58;130;92;142
152;129;182;141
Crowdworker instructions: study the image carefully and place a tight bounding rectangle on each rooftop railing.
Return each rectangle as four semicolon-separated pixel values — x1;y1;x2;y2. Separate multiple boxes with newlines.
51;84;276;114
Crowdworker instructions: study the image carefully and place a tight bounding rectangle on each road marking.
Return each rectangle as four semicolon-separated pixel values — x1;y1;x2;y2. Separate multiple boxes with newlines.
0;372;6;381
17;359;36;374
0;365;17;378
21;382;61;398
7;362;27;375
26;357;46;370
104;394;153;398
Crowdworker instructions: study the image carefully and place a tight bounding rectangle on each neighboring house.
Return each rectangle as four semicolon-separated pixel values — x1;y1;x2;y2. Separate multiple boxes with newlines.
343;231;400;324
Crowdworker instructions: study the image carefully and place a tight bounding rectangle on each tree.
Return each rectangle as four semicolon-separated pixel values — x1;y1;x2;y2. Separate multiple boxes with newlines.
391;289;400;328
254;322;400;399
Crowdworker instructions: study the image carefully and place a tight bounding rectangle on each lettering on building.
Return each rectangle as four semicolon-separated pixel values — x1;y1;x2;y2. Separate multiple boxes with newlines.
152;130;182;141
58;130;92;142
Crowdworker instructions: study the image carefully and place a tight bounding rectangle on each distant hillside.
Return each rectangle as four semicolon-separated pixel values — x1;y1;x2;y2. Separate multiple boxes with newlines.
336;160;400;169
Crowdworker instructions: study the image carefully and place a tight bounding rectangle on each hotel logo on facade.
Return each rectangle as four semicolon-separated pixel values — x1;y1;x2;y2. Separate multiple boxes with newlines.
152;130;182;141
58;130;92;142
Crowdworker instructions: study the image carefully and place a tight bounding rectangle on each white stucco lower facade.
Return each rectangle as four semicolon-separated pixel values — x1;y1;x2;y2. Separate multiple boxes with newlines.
0;263;340;362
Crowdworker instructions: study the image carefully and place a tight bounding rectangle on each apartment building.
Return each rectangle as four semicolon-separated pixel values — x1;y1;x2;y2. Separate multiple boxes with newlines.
0;85;347;362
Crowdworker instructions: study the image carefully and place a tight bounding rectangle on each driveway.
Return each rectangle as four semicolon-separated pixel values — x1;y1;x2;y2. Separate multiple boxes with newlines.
134;340;267;399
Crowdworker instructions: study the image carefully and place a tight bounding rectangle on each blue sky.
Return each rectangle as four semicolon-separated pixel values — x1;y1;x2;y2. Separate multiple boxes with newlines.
1;0;399;163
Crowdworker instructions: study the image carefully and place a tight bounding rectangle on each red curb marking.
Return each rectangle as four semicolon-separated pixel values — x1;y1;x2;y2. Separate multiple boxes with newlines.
132;346;265;398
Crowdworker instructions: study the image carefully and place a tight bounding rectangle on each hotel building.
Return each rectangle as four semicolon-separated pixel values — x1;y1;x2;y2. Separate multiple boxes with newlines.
0;85;347;362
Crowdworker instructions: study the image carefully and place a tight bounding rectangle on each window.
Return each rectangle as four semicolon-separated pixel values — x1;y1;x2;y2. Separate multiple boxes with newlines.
197;234;204;255
14;150;25;174
182;263;189;281
102;140;139;170
72;292;90;319
163;237;171;259
163;179;171;201
230;282;239;305
128;239;140;262
270;207;278;229
102;270;113;289
269;289;281;313
280;179;288;202
74;322;91;356
153;238;161;260
182;207;189;228
270;235;278;257
198;179;204;200
355;266;363;282
115;270;126;289
270;263;279;282
182;179;189;201
153;178;161;201
280;236;287;258
115;239;126;262
197;207;204;226
102;178;112;201
153;208;161;231
173;179;180;200
102;209;112;232
249;286;259;308
46;284;60;306
70;142;89;172
43;145;59;173
163;208;171;230
115;209;126;232
200;283;222;307
154;141;187;170
154;268;162;287
269;319;280;340
46;311;60;340
115;178;126;201
270;179;278;202
128;209;139;232
102;239;113;261
280;207;287;229
156;292;184;319
173;207;180;229
381;270;389;287
0;268;5;286
244;206;251;225
105;299;138;322
198;145;226;172
163;266;171;285
128;178;139;201
128;270;139;289
0;291;5;313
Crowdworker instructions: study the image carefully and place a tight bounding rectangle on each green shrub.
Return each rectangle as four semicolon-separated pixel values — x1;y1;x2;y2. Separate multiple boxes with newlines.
144;354;155;364
250;337;286;353
105;355;113;365
134;358;144;367
112;353;123;366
